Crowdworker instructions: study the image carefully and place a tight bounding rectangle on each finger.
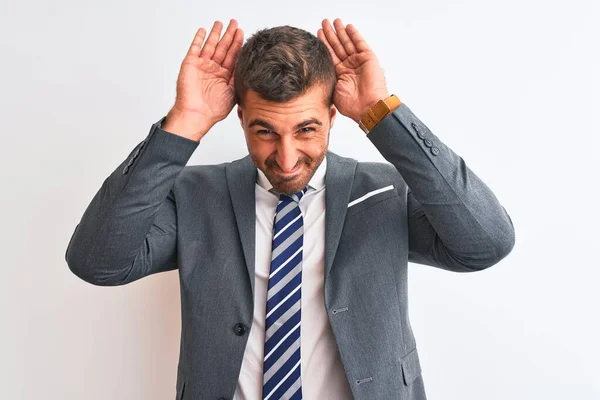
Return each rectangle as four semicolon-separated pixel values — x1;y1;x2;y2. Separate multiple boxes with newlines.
199;20;223;59
332;18;357;55
346;23;372;53
212;19;238;64
317;28;341;65
222;28;244;73
321;18;348;60
186;27;207;57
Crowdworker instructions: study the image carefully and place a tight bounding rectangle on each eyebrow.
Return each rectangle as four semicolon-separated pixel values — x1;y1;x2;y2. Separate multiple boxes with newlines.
248;118;323;130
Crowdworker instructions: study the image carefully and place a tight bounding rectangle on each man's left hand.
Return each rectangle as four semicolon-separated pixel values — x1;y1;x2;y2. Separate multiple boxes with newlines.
318;18;390;124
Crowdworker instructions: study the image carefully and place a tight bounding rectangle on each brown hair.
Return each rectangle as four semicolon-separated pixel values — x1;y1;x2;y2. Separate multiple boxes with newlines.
233;25;336;107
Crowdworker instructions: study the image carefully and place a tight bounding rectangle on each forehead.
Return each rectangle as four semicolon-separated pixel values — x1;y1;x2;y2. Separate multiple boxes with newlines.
243;84;329;125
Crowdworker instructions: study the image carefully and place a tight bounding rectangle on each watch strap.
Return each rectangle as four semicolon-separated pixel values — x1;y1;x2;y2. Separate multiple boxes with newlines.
359;94;402;133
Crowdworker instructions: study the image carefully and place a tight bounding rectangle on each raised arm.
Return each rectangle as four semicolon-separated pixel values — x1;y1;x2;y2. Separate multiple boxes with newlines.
368;103;515;271
318;18;514;272
65;19;244;285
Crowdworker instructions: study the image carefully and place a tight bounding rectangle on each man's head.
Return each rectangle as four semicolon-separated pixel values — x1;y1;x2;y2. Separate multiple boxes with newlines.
234;25;337;195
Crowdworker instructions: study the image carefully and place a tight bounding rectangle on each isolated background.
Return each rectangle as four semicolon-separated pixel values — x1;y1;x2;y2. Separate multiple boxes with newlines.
1;0;598;398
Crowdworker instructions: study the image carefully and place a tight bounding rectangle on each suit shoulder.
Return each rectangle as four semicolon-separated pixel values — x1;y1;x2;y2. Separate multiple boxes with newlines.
356;159;401;177
174;161;230;190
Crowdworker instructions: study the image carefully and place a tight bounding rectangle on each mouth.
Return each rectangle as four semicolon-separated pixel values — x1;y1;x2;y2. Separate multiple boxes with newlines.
273;164;302;177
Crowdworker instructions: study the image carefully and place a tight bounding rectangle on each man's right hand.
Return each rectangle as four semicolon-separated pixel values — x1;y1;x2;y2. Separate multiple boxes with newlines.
163;19;244;142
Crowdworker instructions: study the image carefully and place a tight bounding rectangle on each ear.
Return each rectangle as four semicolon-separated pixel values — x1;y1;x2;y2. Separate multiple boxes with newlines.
237;105;243;126
329;105;337;128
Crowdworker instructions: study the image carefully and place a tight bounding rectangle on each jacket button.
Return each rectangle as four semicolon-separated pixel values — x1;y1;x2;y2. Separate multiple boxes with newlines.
233;323;247;336
412;122;426;139
424;139;433;148
431;147;440;156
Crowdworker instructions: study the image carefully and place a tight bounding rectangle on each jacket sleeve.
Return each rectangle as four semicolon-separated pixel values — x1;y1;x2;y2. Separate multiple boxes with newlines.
65;117;200;285
367;103;515;272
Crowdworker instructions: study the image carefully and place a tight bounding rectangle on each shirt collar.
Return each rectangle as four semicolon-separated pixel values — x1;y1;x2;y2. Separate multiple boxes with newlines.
256;155;327;193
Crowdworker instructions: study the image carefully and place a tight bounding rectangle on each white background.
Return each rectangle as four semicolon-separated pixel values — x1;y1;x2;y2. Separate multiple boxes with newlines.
1;0;598;398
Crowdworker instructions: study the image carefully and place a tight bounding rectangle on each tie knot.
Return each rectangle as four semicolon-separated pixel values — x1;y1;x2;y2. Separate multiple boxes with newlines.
278;186;308;204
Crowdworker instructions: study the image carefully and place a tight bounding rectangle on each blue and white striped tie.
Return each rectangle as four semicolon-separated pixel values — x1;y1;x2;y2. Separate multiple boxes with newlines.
262;187;308;400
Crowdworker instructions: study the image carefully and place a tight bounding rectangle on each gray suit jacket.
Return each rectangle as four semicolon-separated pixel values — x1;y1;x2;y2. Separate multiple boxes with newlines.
65;103;515;400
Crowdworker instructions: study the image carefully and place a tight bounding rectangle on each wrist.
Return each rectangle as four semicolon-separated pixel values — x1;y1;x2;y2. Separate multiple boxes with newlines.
162;106;214;142
354;91;390;123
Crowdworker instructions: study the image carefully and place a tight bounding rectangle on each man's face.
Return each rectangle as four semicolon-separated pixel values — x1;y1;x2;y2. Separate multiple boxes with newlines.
237;84;336;195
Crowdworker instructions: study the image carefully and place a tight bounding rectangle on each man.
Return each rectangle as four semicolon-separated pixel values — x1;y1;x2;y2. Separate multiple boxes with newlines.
65;18;515;400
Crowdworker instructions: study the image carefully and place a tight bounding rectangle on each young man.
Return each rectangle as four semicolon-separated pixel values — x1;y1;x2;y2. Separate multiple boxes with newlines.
66;18;515;400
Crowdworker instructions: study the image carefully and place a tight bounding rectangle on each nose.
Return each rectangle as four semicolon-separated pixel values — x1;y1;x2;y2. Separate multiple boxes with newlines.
275;137;299;173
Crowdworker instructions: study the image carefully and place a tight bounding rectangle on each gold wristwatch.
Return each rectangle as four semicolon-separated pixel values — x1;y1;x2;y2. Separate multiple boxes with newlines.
358;94;402;134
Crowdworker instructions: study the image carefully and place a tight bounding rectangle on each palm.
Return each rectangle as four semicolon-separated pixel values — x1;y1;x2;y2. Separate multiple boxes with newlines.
171;20;244;126
176;57;235;123
332;52;388;121
318;19;389;123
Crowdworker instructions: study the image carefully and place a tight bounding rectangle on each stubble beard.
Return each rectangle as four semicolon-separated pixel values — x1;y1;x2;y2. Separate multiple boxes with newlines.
254;150;326;195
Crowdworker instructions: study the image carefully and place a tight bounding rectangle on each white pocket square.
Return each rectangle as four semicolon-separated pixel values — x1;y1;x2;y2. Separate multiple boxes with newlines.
348;185;395;208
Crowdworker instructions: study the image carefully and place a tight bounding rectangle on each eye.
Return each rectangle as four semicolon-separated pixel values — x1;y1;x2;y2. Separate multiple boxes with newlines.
300;127;315;132
257;130;274;135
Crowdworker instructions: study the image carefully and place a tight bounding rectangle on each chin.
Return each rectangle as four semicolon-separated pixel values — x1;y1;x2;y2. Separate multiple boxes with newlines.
271;180;307;195
269;173;309;195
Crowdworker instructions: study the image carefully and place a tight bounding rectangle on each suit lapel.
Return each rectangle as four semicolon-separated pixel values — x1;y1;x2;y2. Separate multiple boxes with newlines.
324;151;357;280
225;154;257;297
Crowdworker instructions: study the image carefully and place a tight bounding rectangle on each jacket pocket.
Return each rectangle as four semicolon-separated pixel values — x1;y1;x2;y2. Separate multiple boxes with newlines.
346;185;398;217
401;347;422;385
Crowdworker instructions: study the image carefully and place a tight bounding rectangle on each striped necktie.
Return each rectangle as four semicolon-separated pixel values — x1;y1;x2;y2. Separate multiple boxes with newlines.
262;186;308;400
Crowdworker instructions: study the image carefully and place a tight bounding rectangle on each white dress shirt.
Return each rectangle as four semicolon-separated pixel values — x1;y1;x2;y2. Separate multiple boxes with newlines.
233;156;353;399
